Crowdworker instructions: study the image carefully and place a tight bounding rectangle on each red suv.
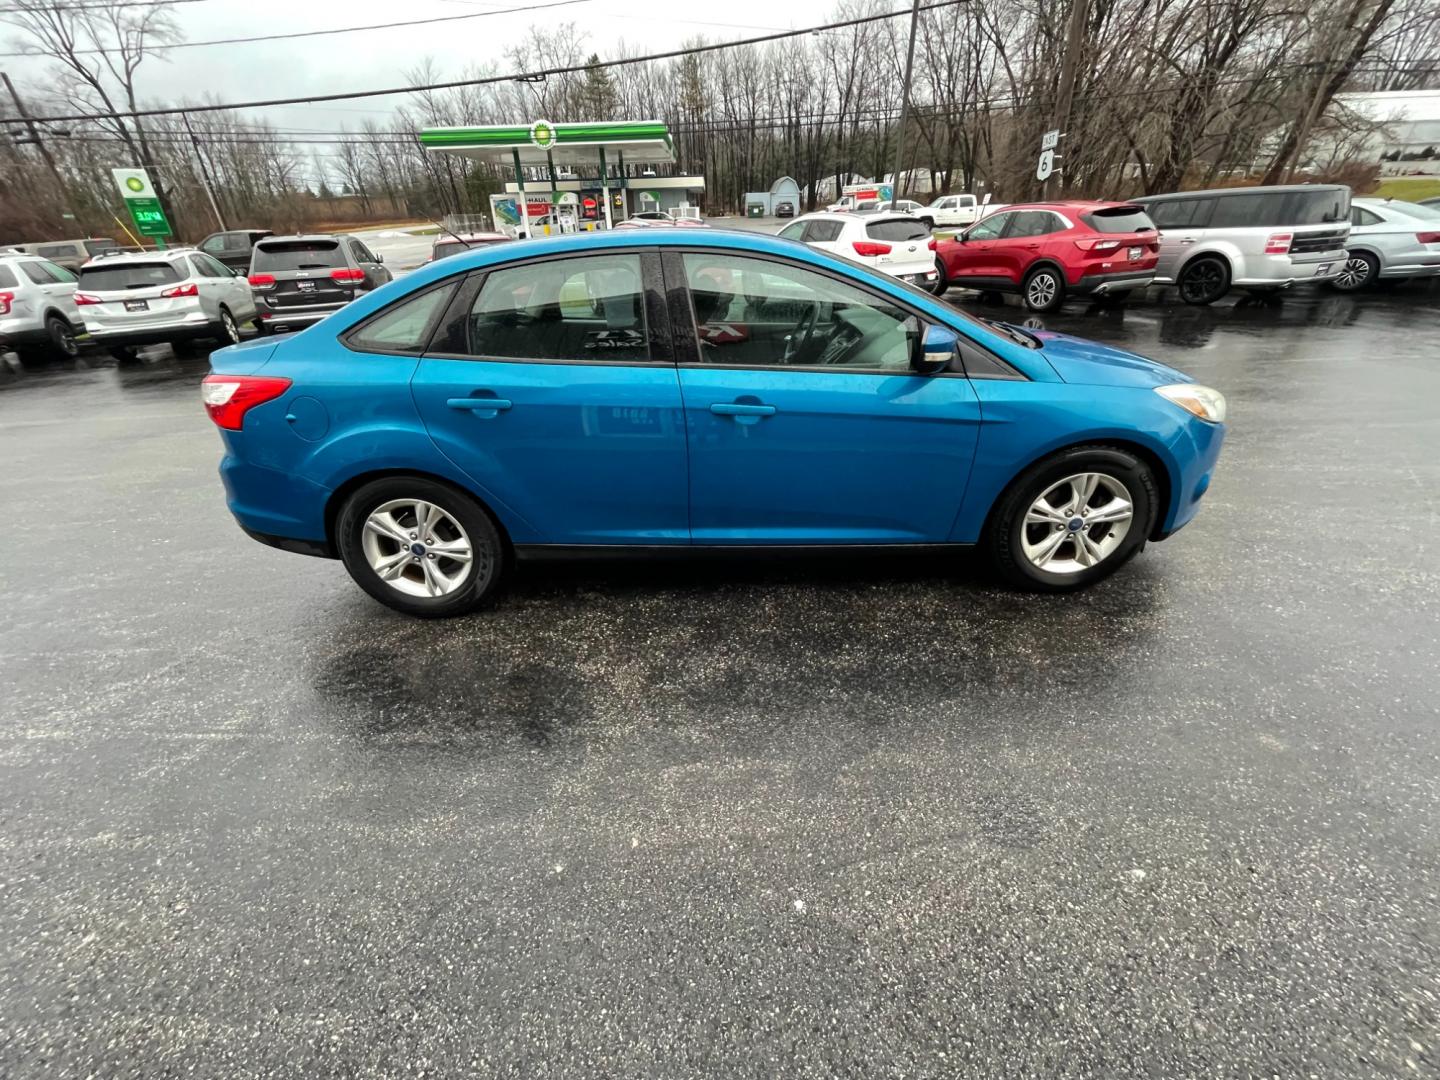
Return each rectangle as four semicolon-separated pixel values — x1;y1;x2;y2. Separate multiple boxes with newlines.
934;201;1160;312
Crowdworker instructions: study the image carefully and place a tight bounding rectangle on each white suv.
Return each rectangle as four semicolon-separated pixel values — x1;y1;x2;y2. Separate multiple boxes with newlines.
75;248;257;360
777;212;938;290
0;252;82;361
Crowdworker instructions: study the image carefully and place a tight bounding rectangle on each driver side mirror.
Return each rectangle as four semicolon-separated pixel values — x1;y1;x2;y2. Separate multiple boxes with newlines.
375;253;385;264
914;324;958;375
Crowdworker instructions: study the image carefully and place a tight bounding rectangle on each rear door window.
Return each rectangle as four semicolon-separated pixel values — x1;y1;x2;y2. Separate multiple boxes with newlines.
36;244;76;260
78;262;182;291
1209;193;1289;228
1147;198;1214;230
866;217;930;242
1006;211;1059;238
251;241;345;273
803;220;844;242
1082;206;1156;233
466;254;649;363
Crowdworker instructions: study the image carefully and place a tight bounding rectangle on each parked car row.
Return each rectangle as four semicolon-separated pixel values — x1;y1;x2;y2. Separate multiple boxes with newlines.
2;229;393;362
783;183;1439;312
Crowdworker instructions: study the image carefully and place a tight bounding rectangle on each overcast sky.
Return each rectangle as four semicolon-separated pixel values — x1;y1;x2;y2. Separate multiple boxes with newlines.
4;0;842;137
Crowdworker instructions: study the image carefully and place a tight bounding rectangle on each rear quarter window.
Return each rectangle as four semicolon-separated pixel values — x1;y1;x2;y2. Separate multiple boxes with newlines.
251;241;345;272
78;262;182;290
0;265;19;287
1082;207;1156;233
866;218;931;242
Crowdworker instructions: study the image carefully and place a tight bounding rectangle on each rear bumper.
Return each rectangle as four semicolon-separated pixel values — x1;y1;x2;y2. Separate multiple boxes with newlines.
220;453;331;544
1071;270;1156;295
258;304;345;329
83;323;214;346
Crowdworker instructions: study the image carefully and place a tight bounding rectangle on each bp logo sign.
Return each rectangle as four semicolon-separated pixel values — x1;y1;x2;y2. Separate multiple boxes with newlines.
529;120;556;149
124;176;145;193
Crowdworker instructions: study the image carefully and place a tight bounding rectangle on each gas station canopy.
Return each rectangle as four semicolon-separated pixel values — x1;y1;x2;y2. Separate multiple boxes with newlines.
418;119;677;168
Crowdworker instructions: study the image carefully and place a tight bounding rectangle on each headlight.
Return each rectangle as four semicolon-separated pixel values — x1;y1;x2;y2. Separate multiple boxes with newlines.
1156;383;1226;423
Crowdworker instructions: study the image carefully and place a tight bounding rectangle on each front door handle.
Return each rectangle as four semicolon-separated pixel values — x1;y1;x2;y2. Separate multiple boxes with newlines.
448;396;513;415
710;402;777;417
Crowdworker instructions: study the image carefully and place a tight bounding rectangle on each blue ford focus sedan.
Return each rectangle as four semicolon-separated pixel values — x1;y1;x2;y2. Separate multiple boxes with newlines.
203;228;1226;618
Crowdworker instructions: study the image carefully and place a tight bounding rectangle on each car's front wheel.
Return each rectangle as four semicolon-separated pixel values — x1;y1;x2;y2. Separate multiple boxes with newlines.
1022;267;1066;312
337;476;505;618
988;445;1157;591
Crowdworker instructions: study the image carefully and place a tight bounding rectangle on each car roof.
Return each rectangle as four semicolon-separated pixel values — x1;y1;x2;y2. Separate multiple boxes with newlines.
82;247;194;265
258;234;345;244
1135;184;1346;201
437;232;507;241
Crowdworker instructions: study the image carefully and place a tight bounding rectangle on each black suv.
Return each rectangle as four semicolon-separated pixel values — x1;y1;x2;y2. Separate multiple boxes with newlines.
248;234;391;335
199;229;274;273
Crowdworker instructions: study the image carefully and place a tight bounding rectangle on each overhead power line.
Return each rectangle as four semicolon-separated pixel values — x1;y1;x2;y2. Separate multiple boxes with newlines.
0;0;214;11
0;0;972;123
0;0;594;58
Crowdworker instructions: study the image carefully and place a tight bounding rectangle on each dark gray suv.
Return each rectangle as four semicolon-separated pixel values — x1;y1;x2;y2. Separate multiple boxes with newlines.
248;234;391;334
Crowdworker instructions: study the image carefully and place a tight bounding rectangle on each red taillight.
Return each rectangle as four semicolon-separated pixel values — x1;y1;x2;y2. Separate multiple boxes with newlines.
248;273;275;288
1076;238;1121;252
1417;231;1440;244
160;282;199;298
73;292;102;305
201;374;292;431
330;267;365;282
851;240;892;257
0;291;11;316
1264;232;1293;255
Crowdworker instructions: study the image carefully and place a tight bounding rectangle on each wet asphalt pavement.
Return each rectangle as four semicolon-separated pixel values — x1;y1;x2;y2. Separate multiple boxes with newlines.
2;282;1439;1079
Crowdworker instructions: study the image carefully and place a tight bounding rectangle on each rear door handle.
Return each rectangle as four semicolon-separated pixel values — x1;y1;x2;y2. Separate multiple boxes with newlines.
447;396;512;414
710;402;776;417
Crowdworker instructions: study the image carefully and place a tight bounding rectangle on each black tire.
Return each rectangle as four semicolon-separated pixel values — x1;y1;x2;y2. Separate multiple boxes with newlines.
1330;251;1378;293
212;305;241;346
1178;256;1230;305
45;316;78;360
254;320;272;336
1022;266;1066;312
1101;289;1132;304
108;345;140;363
987;445;1158;592
337;476;505;618
932;258;949;296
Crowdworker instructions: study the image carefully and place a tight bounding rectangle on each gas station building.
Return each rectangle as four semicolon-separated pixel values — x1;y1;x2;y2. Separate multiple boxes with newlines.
418;119;705;234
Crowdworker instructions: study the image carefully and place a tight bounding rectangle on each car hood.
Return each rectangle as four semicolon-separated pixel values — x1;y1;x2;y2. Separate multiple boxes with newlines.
1025;326;1191;388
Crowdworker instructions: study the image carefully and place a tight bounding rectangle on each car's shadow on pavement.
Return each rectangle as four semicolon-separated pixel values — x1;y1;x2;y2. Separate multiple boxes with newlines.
306;549;1169;750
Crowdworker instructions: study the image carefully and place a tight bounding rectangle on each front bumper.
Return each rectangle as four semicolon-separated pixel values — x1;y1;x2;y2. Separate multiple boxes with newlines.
1156;417;1226;540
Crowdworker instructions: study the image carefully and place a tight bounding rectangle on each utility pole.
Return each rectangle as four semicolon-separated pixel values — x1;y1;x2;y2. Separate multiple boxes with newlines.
1046;0;1089;199
182;113;227;230
3;70;79;228
888;0;921;212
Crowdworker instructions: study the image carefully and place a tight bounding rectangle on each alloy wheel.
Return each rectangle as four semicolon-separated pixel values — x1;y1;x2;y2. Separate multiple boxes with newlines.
1334;255;1372;292
1026;272;1058;309
221;310;239;342
1180;262;1224;303
361;498;478;599
1020;472;1135;575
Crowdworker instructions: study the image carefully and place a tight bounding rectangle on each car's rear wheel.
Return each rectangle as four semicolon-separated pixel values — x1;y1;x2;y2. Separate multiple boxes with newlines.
213;306;241;345
987;445;1157;592
45;316;78;360
337;476;505;618
1022;267;1065;312
1331;251;1378;292
1178;257;1230;305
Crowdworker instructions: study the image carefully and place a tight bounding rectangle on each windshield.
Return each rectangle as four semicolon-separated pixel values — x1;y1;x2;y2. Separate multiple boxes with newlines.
252;240;344;272
78;262;181;291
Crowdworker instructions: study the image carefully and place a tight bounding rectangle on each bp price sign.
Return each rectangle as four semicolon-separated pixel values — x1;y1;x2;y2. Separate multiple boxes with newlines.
111;167;173;238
